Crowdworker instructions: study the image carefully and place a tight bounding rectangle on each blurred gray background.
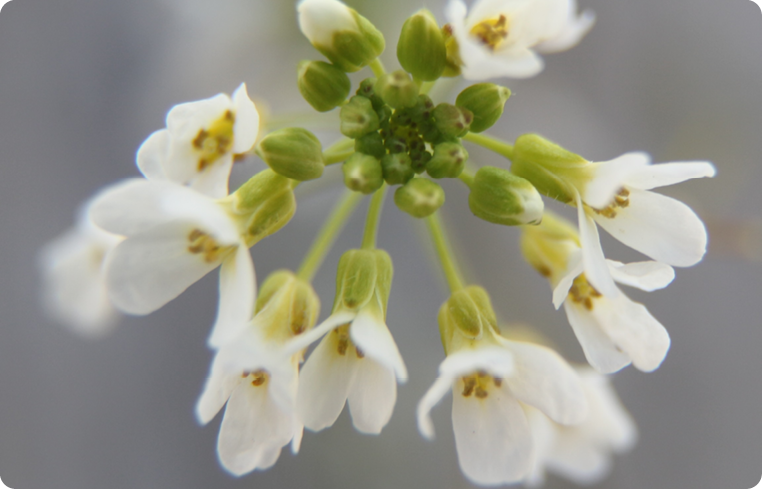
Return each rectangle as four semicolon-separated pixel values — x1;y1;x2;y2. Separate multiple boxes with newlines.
0;0;761;488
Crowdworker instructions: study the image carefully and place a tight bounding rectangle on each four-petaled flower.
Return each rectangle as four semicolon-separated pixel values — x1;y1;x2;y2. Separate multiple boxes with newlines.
445;0;595;80
137;83;259;199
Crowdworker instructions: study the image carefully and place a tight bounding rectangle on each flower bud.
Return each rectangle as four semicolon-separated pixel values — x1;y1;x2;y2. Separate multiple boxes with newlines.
297;60;351;112
255;270;321;338
233;170;297;245
334;248;393;315
255;127;324;181
432;103;473;138
381;153;414;185
343;152;383;194
511;134;592;204
394;178;445;218
520;212;580;282
397;9;446;82
438;286;498;351
340;96;380;139
426;141;468;178
354;132;386;159
468;166;544;226
455;83;511;133
298;0;385;73
374;70;419;109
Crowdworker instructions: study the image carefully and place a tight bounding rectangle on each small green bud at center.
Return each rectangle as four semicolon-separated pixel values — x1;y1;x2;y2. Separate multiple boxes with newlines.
343;153;383;194
375;70;419;109
297;60;351;112
455;83;511;133
394;178;445;218
340;96;380;139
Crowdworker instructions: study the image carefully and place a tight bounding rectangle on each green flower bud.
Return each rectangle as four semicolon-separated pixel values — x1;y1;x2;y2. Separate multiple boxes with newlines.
374;70;419;109
433;103;473;138
342;152;383;194
394;178;445;218
255;127;324;181
333;249;393;315
455;83;511;133
297;60;351;112
427;141;468;178
381;153;414;185
397;9;446;82
438;286;498;351
468;166;544;226
356;77;377;98
232;170;297;245
298;0;385;73
254;270;321;338
340;96;380;139
511;134;592;204
355;132;386;159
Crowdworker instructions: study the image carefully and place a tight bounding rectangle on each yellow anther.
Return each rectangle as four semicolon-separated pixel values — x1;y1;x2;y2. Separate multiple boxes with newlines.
192;110;236;171
593;188;631;219
460;371;503;399
186;229;234;263
568;274;602;311
470;15;510;51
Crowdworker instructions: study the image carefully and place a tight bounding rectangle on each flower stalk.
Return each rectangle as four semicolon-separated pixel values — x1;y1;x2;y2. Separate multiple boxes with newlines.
425;212;465;292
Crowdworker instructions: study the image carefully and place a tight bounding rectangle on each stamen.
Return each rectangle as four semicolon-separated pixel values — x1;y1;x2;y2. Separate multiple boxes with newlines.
568;274;603;311
461;372;501;398
192;110;236;171
593;188;631;218
247;369;269;387
470;15;510;51
186;229;233;263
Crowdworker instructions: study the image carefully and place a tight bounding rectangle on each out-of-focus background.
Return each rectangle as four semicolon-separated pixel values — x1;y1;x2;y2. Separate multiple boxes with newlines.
0;0;760;488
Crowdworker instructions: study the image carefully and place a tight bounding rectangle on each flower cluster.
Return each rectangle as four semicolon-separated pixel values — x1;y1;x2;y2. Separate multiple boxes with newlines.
38;0;714;486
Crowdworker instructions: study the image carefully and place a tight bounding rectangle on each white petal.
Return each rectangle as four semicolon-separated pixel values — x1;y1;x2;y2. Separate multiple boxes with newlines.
166;93;232;142
195;353;243;425
296;332;357;432
466;0;529;26
217;383;293;476
593;189;708;267
283;310;355;357
535;8;595;53
583;152;650;209
552;250;584;309
576;194;618;298
189;154;233;199
347;358;397;434
546;436;611;485
291;422;304;454
416;374;454;441
349;305;407;382
522;406;556;487
578;369;638;452
297;0;357;46
439;346;516;379
231;83;259;154
136;130;169;181
606;260;675;291
595;293;671;372
208;245;255;348
499;340;588;425
452;386;532;485
103;221;220;314
623;161;716;190
563;301;631;374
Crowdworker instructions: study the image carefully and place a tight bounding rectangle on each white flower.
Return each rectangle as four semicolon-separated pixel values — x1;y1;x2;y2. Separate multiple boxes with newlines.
417;305;588;486
89;179;255;347
38;201;122;337
445;0;595;80
137;83;259;199
523;367;637;487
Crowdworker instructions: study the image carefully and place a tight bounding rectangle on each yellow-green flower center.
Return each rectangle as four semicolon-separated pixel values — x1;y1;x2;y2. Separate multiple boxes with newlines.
592;188;631;219
187;229;234;263
333;323;365;358
192;110;236;171
568;274;602;310
460;370;503;399
470;15;510;51
243;369;269;387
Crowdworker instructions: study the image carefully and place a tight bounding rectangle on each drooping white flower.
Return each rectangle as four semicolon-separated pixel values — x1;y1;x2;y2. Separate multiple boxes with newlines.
137;83;259;199
417;286;588;485
522;212;675;373
196;271;320;476
89;179;255;346
523;367;637;487
445;0;595;80
285;249;407;435
38;201;122;337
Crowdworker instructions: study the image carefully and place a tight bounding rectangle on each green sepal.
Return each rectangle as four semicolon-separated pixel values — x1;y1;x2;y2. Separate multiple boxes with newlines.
468;166;544;226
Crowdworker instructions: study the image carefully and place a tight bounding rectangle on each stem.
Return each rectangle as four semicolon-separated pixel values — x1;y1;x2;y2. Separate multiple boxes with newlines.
361;184;387;249
463;132;514;160
369;58;386;78
458;170;474;188
264;112;336;131
322;138;355;165
296;190;363;282
425;212;465;292
420;80;437;95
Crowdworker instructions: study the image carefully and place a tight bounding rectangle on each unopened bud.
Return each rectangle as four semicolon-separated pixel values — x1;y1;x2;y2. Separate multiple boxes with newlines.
381;153;414;185
255;270;320;338
298;0;385;73
394;178;445;218
427;142;468;178
334;248;392;316
433;103;473;138
343;152;383;194
374;70;419;109
355;132;386;159
340;96;380;139
297;60;351;112
468;166;544;226
511;134;591;204
455;83;511;133
438;286;498;349
397;9;446;82
255;127;324;181
233;170;297;245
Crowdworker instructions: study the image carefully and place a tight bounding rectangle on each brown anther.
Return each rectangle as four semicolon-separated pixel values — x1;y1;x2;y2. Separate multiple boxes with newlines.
249;370;268;387
593;188;631;219
462;377;477;397
537;265;552;278
474;387;489;399
470;15;510;50
337;337;348;356
192;129;209;149
493;378;503;388
568;274;602;311
355;347;365;359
